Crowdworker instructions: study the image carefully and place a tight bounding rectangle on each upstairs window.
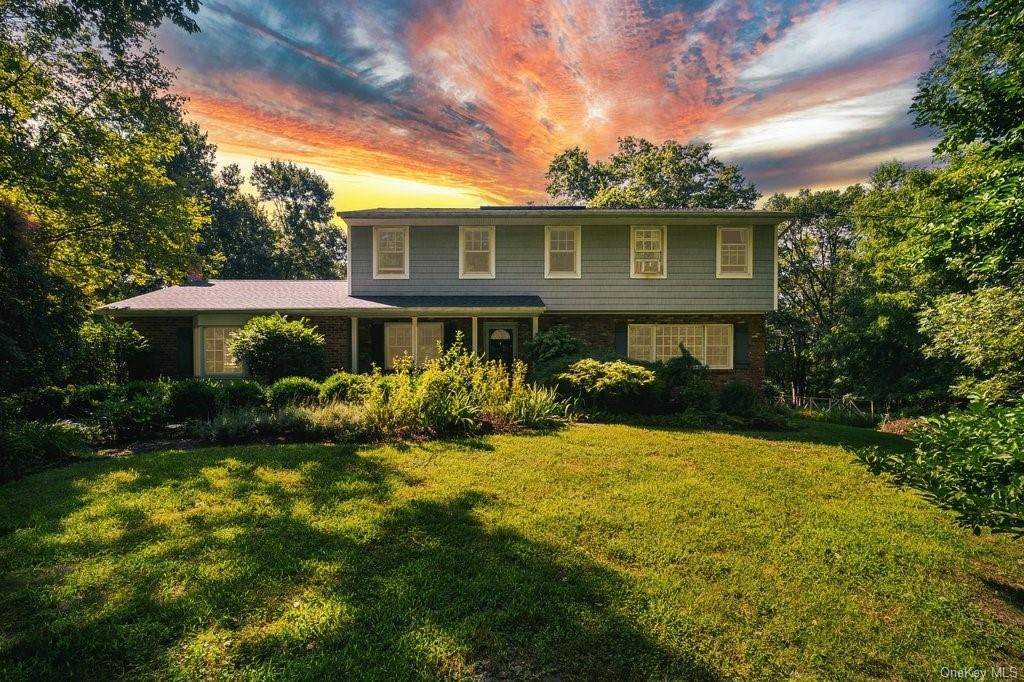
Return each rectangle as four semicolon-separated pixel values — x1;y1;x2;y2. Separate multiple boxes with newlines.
631;225;667;278
459;226;495;278
373;226;409;279
627;323;734;369
203;326;243;375
545;225;581;278
717;226;753;278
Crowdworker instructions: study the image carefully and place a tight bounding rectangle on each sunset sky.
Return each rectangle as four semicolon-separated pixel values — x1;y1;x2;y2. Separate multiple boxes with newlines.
158;0;951;211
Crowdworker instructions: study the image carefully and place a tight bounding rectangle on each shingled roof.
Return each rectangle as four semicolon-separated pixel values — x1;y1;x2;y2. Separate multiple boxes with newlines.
98;280;545;314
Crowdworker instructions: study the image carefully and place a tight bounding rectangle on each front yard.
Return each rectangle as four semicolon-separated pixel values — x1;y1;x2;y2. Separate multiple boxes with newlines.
1;421;1022;680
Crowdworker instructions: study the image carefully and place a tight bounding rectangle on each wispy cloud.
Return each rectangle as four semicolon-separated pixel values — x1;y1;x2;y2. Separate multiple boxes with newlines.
158;0;950;207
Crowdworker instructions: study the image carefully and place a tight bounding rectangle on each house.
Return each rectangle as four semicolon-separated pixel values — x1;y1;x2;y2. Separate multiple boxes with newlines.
100;206;790;390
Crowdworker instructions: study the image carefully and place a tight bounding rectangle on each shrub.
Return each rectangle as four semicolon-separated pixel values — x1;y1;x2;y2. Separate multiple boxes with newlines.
506;384;573;429
718;381;758;417
297;402;366;442
219;380;266;409
557;358;657;412
810;405;879;428
319;372;369;404
228;313;326;382
856;400;1024;536
95;387;169;441
20;386;68;421
1;420;94;481
362;367;423;440
63;383;117;418
74;318;149;384
525;326;583;363
167;379;221;421
653;352;713;412
266;376;322;409
194;402;367;445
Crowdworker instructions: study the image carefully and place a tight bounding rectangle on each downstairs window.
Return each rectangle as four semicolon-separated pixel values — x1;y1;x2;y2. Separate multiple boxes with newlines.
626;323;734;369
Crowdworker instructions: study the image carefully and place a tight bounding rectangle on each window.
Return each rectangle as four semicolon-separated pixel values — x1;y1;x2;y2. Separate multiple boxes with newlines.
373;226;409;278
416;323;444;364
631;225;666;278
626;323;733;369
717;226;753;278
385;322;443;369
459;226;495;278
545;225;581;278
203;326;243;375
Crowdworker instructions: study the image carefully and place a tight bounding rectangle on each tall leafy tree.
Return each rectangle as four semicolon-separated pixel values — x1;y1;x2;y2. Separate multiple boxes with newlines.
546;138;759;208
207;165;278;279
0;0;207;296
251;160;346;279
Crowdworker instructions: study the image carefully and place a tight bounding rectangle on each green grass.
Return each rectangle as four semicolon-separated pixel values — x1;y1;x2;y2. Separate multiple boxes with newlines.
1;420;1022;680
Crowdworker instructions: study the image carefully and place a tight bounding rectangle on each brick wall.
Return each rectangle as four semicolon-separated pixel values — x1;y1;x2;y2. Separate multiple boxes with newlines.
540;313;767;392
123;316;193;378
306;316;351;375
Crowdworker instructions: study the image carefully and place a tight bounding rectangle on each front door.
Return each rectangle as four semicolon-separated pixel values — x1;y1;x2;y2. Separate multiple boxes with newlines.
486;327;515;366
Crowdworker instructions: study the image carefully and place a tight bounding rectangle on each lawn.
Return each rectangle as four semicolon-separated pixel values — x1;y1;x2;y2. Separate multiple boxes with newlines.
1;421;1022;680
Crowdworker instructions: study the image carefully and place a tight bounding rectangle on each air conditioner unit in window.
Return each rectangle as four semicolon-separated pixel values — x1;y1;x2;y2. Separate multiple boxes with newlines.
636;259;662;274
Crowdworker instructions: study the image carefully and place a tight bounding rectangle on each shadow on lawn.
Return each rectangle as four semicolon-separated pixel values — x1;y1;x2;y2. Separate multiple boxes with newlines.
0;444;716;680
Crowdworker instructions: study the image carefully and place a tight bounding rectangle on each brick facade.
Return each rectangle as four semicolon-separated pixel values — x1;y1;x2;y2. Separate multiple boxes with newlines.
540;313;767;391
305;316;351;375
125;316;193;379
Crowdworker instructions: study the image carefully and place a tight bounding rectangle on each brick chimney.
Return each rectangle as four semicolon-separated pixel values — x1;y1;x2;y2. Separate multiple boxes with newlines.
186;262;205;284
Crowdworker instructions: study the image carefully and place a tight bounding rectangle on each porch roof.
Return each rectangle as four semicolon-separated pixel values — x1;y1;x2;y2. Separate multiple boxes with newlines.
98;280;545;315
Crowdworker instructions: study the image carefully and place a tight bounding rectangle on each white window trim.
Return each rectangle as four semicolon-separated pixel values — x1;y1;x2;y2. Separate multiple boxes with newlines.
384;321;444;368
458;225;496;279
544;225;582;279
716;225;753;279
629;225;667;279
626;323;734;370
200;326;245;377
372;225;410;279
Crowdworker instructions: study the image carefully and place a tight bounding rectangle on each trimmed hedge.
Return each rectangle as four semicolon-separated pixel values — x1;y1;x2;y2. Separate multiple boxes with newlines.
267;376;322;409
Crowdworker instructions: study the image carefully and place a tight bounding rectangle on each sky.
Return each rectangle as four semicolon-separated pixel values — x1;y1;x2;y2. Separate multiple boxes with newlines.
158;0;952;211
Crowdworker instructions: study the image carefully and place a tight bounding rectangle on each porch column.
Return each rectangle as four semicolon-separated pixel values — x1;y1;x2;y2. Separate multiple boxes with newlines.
532;316;539;337
411;316;418;363
471;316;478;355
350;316;358;373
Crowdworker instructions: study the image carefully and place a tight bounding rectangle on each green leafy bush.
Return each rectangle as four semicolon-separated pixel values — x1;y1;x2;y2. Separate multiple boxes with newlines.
20;386;68;421
856;400;1024;535
193;402;366;445
219;380;266;409
525;326;583;363
95;385;169;441
362;367;423;440
653;352;713;412
557;359;657;412
63;384;117;418
74;318;149;384
319;372;369;404
266;376;322;409
228;313;325;382
808;405;879;428
718;381;758;417
1;420;94;481
167;379;221;421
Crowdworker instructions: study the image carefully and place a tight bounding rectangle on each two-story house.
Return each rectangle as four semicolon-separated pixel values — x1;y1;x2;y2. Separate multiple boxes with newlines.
100;206;790;390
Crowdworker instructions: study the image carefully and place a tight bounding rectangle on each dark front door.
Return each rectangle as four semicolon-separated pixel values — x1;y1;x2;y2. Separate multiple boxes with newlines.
487;327;515;366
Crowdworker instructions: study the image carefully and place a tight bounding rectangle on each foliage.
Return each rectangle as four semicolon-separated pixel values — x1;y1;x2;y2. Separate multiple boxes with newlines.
62;384;117;418
203;164;278;278
557;359;657;412
804;406;879;429
0;0;209;296
319;372;369;404
857;400;1024;535
229;313;326;382
524;326;583;363
251;160;346;279
166;379;221;421
920;284;1024;402
218;380;266;410
19;386;69;421
652;352;713;412
0;420;93;481
73;318;150;384
94;383;169;440
545;138;759;208
361;365;423;440
266;376;323;409
718;382;758;417
192;402;366;445
0;201;88;391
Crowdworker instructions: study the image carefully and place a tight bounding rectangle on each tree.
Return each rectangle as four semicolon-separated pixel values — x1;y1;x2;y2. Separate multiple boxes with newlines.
545;138;759;208
0;200;88;391
0;0;208;297
251;160;346;279
205;165;278;279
